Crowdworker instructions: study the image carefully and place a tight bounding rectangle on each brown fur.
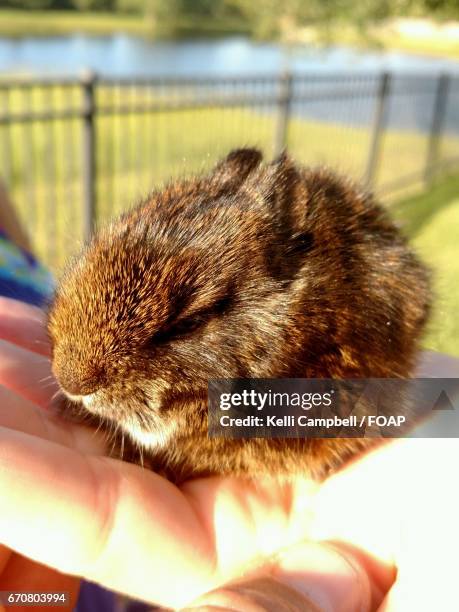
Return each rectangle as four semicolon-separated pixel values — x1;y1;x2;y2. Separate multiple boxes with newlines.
47;149;431;483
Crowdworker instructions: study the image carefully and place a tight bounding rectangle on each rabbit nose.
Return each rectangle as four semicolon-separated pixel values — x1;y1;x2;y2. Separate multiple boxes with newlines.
52;361;105;397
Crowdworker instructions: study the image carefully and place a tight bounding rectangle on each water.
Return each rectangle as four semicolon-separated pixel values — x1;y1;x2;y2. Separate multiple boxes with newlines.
1;35;458;135
0;34;458;77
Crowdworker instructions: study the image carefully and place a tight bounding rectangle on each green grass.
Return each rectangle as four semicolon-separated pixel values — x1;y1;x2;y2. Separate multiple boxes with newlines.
0;83;457;355
2;87;458;270
374;23;459;61
0;9;250;38
0;10;148;37
392;173;459;357
378;33;459;61
294;20;459;61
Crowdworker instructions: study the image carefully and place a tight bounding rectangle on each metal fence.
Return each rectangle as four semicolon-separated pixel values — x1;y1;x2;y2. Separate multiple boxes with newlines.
0;70;458;269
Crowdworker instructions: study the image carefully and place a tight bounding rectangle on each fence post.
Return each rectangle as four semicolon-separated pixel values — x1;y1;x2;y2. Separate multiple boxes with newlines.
424;73;450;184
274;71;293;156
364;71;390;188
81;70;97;242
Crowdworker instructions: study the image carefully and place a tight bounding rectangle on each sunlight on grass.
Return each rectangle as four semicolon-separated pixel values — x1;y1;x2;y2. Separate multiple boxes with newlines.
0;84;457;355
392;173;459;357
0;10;148;37
2;98;458;270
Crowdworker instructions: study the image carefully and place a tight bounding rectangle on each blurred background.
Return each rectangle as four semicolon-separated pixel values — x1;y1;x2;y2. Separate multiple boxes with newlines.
0;0;458;356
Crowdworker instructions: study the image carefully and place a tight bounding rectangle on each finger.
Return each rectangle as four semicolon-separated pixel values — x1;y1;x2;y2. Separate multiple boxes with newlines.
0;545;11;577
186;541;376;612
0;385;106;455
310;440;403;568
0;425;320;610
309;438;459;590
0;339;56;407
0;553;79;612
0;426;216;609
0;297;50;357
377;548;458;612
376;454;459;612
273;541;377;612
184;575;324;612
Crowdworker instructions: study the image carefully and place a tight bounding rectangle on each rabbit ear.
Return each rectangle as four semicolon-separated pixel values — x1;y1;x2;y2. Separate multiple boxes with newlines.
254;151;301;230
254;153;314;279
211;148;263;189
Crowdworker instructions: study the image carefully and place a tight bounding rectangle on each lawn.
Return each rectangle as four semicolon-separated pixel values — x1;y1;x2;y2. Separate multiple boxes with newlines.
0;10;250;38
0;10;148;37
392;173;459;357
2;86;458;269
0;83;457;355
294;20;459;60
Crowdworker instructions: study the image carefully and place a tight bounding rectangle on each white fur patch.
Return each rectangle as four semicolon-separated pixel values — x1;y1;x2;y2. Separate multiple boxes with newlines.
124;419;176;451
76;390;174;451
81;393;97;408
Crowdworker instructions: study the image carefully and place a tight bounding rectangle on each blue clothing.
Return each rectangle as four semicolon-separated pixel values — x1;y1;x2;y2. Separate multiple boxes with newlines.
0;229;54;306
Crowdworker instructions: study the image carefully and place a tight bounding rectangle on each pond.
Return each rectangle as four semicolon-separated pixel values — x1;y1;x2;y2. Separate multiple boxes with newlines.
0;34;458;77
1;35;459;136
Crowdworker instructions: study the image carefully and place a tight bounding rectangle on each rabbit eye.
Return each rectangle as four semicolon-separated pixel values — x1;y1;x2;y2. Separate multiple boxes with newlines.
149;293;234;346
150;312;209;345
168;313;208;338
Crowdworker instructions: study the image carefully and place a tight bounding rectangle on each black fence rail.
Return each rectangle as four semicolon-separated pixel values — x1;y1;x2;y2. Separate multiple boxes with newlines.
0;70;458;269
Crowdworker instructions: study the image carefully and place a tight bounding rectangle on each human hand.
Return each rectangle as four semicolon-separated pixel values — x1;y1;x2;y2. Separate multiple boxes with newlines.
188;347;459;611
0;296;458;611
0;297;361;611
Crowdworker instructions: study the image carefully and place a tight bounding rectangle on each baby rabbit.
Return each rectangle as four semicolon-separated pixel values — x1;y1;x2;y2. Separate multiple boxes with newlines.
48;149;431;483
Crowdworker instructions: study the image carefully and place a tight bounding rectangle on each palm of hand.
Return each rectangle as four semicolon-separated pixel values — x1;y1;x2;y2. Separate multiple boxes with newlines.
0;297;458;612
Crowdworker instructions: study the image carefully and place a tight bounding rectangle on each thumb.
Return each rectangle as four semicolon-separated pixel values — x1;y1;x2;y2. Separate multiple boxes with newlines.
183;541;379;612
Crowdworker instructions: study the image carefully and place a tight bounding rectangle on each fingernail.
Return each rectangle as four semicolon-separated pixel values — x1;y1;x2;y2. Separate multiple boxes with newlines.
181;578;324;611
275;541;372;612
